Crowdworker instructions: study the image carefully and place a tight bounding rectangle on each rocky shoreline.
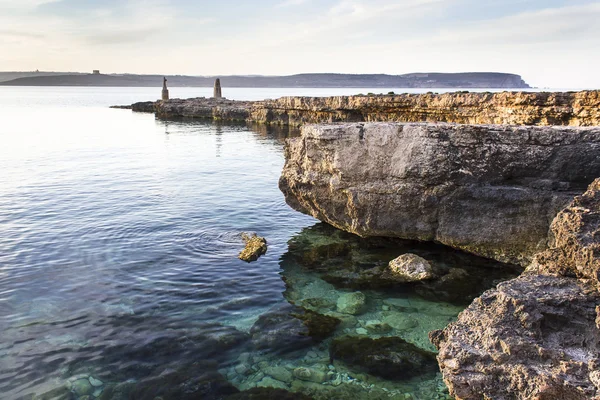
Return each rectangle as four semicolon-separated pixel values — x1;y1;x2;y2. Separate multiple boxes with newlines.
111;90;600;399
278;121;600;399
113;90;600;127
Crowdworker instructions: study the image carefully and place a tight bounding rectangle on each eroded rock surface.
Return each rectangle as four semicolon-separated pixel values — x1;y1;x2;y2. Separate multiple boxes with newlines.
138;91;600;127
433;179;600;400
279;122;600;265
239;233;268;262
385;253;435;282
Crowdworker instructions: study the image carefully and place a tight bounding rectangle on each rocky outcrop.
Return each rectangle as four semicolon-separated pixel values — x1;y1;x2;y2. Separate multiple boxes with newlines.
253;91;600;126
119;90;600;127
432;179;600;400
279;122;600;266
239;233;268;262
156;97;252;121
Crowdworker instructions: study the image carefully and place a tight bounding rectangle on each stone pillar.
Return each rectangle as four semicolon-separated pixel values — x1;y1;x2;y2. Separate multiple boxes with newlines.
162;77;169;101
213;78;222;99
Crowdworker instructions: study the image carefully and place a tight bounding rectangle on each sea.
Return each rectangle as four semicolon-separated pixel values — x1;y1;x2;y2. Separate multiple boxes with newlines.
0;86;543;400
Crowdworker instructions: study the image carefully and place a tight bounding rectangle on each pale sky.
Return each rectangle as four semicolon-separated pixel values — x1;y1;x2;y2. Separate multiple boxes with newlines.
1;0;599;88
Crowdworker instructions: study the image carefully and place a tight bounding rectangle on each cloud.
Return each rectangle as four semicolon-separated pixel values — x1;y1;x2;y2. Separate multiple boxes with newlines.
276;0;309;7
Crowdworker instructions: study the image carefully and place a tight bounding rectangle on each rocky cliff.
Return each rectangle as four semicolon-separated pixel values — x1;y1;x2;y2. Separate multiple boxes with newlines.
432;179;600;400
137;91;600;127
279;122;600;266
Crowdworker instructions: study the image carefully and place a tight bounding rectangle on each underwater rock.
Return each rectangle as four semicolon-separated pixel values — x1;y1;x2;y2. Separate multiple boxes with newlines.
361;320;393;334
291;308;341;341
262;366;293;383
330;336;438;381
250;303;338;353
239;233;268;262
88;376;103;387
280;122;600;266
293;367;327;383
382;313;418;331
257;376;288;390
336;292;367;315
129;365;239;400
71;378;93;396
225;387;313;400
385;253;435;282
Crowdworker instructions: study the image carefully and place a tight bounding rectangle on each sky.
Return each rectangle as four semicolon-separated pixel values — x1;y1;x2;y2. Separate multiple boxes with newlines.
0;0;599;88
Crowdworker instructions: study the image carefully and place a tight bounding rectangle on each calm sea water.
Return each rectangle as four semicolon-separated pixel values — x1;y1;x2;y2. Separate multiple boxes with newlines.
0;87;522;400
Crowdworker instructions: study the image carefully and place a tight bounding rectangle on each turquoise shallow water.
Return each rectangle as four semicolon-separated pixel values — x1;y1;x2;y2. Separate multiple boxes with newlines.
0;87;521;400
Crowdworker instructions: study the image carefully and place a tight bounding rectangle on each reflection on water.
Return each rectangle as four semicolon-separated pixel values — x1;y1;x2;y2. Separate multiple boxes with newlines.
0;92;520;400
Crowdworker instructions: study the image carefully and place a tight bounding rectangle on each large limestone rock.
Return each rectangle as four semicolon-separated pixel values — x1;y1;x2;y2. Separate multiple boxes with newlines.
432;179;600;400
279;122;600;265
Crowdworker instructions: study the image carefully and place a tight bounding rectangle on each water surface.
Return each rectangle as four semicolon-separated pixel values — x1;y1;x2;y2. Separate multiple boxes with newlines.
0;87;521;400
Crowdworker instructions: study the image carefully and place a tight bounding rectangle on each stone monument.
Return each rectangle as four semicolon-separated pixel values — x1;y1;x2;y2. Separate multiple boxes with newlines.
213;78;222;99
162;77;169;101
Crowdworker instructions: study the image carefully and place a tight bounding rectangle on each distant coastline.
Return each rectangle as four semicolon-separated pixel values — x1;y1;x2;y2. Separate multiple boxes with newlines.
0;72;530;89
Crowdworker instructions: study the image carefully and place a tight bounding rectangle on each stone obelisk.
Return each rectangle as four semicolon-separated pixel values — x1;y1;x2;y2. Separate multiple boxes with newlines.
213;78;222;99
162;77;169;101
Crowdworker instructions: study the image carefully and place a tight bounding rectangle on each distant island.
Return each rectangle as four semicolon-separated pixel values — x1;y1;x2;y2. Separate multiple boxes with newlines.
0;71;530;88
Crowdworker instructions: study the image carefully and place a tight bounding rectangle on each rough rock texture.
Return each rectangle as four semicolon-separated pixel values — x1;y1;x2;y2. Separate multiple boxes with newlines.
156;97;252;121
529;178;600;283
120;91;600;127
279;122;600;265
239;233;268;262
385;253;435;282
432;179;600;400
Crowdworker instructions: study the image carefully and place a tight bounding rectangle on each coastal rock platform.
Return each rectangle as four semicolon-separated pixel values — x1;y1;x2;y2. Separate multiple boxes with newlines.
113;90;600;127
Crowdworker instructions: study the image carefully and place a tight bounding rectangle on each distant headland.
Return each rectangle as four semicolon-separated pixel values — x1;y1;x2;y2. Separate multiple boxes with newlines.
0;71;530;88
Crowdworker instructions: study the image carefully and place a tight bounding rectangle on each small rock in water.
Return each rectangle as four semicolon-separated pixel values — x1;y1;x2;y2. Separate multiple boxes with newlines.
239;233;268;262
235;363;250;376
71;378;93;396
88;376;103;387
356;328;368;335
257;376;288;390
363;320;393;334
293;367;327;383
385;253;435;282
336;292;367;315
383;313;418;331
263;366;293;383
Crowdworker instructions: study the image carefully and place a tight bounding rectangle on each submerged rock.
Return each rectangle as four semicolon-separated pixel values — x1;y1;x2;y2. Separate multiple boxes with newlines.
239;233;268;262
330;336;438;381
336;292;366;315
433;179;600;400
279;122;600;266
225;387;313;400
250;303;339;353
385;253;435;282
293;367;327;383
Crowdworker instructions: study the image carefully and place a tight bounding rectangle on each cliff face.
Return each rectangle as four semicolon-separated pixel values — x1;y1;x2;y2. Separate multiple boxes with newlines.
143;91;600;127
432;179;600;400
253;91;600;127
279;123;600;266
